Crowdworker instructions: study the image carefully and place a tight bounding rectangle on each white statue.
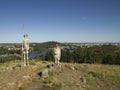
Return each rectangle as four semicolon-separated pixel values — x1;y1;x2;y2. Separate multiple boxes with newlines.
22;34;29;66
53;44;61;66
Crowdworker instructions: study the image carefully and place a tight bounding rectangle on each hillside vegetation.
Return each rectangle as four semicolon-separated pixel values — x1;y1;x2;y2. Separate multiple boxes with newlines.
43;45;120;65
0;42;120;65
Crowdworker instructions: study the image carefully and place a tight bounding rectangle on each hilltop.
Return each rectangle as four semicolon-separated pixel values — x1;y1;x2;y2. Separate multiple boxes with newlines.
0;61;120;90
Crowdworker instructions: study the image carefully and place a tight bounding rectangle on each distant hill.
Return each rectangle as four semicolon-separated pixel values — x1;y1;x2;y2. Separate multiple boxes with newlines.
42;41;60;44
31;41;65;52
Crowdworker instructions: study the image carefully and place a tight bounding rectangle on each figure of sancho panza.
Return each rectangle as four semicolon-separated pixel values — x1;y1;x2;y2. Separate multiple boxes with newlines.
53;44;61;66
22;34;29;66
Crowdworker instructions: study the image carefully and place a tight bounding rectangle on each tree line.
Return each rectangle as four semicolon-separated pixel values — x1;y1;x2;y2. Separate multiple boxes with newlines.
42;45;120;65
0;43;120;65
0;54;21;63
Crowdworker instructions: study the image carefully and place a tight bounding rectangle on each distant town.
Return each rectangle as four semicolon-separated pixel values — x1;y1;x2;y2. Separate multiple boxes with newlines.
65;42;120;47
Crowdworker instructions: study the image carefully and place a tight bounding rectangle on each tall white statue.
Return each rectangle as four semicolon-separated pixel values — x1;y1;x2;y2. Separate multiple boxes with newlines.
53;44;61;66
22;34;29;66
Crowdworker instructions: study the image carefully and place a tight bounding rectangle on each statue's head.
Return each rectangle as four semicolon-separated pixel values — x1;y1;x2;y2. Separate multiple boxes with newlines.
23;34;28;38
56;44;59;47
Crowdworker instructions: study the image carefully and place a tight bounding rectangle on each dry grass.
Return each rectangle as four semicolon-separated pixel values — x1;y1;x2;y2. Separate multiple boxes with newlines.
54;63;120;90
0;61;120;90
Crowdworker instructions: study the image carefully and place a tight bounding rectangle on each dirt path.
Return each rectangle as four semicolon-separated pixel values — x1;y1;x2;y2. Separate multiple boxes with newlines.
22;64;87;90
22;74;52;90
1;62;119;90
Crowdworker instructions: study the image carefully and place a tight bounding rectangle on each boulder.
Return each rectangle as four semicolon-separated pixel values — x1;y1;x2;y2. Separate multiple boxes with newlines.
41;69;49;78
80;77;86;83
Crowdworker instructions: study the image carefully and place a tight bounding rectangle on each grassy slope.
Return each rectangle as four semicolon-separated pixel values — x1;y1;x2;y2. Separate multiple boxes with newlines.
22;62;120;90
0;61;120;90
50;63;120;90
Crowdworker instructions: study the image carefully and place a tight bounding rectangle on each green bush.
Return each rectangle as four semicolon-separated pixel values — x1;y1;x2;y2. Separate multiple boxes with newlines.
52;83;62;90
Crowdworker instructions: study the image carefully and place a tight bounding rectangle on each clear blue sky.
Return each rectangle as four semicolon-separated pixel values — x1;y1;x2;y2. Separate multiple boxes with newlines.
0;0;120;43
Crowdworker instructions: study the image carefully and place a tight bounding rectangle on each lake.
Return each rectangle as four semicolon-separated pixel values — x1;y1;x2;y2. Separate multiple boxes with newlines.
29;50;52;58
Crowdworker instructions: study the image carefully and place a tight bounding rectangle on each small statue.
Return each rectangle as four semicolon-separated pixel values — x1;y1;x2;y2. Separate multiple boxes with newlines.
53;44;61;66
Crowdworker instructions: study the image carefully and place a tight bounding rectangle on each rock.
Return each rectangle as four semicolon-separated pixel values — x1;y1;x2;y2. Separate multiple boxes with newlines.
7;82;15;87
71;66;75;71
80;77;86;83
23;75;30;79
22;75;32;84
46;65;51;68
41;69;49;78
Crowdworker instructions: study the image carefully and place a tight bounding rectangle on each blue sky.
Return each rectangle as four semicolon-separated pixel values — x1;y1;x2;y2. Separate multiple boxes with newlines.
0;0;120;43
